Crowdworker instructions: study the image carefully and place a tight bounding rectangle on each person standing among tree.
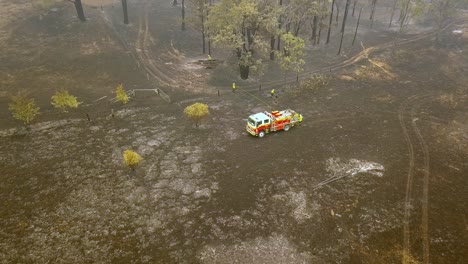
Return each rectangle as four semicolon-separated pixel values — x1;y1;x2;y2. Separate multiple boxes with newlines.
232;82;236;93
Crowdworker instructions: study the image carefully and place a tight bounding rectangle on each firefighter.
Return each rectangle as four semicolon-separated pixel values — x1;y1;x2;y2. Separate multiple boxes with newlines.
270;89;275;97
232;82;236;93
208;54;213;60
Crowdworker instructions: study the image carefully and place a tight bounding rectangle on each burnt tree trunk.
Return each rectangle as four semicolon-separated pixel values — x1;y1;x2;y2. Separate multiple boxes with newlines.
317;16;324;44
277;0;283;51
173;0;178;6
122;0;129;24
270;36;275;60
335;2;340;26
389;0;398;28
312;15;318;45
341;0;350;33
369;0;377;28
240;65;249;79
208;40;211;55
326;0;336;44
352;0;357;17
181;0;185;30
338;0;351;55
73;0;86;22
352;7;362;46
202;14;206;54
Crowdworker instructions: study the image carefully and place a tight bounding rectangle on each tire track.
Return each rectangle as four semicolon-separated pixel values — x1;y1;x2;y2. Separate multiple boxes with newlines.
399;95;434;264
399;95;418;263
410;99;431;264
135;4;177;87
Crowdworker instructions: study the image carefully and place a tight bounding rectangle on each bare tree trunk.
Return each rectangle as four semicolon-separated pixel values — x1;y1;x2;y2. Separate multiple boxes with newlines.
202;14;206;54
277;0;283;51
369;0;377;28
181;0;185;30
312;15;318;44
326;0;336;44
399;0;411;32
270;36;275;60
335;2;340;26
207;0;212;55
352;7;362;46
338;0;351;54
122;0;129;24
352;0;357;17
389;0;398;28
72;0;86;22
317;16;324;44
341;0;350;33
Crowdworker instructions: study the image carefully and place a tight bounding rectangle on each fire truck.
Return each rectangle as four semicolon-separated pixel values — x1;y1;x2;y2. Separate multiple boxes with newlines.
246;109;303;138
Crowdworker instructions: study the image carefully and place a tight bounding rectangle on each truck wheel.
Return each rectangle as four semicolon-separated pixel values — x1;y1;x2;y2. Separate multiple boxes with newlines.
258;130;265;138
284;124;291;132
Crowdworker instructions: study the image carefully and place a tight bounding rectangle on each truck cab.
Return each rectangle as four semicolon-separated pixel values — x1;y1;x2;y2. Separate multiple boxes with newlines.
246;112;271;138
246;109;302;138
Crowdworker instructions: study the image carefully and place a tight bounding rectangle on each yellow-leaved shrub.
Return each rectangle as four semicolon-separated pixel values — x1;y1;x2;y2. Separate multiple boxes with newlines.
123;150;142;171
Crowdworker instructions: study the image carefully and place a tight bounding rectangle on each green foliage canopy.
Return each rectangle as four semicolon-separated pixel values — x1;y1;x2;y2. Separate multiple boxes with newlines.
206;0;281;69
278;32;305;74
184;102;210;127
8;93;40;125
116;84;129;104
123;150;142;171
51;90;81;112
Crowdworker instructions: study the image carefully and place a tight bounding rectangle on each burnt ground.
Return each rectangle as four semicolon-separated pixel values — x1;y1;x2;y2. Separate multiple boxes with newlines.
1;0;467;263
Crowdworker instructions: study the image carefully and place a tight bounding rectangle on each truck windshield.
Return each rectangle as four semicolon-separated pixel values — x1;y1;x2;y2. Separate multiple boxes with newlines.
248;118;256;127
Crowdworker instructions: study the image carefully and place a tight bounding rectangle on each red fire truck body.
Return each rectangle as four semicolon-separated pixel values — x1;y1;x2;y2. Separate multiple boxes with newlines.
246;109;303;138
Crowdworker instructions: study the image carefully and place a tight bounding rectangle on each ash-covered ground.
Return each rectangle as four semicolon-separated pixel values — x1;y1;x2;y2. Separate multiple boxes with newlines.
1;0;467;263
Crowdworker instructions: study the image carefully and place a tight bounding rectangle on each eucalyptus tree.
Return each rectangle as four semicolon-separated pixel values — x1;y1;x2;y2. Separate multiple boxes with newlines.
326;0;336;44
206;0;282;79
277;32;305;79
187;0;210;53
337;0;351;55
311;0;330;45
283;0;317;37
369;0;377;28
398;0;427;32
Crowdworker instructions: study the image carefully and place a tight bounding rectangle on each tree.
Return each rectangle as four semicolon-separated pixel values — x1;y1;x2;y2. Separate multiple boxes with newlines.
352;7;363;46
398;0;427;32
337;0;351;55
326;0;336;44
187;0;209;53
369;0;378;28
116;83;129;104
206;0;281;79
182;0;186;30
122;0;129;24
428;0;465;40
51;90;81;112
9;93;40;126
123;150;142;171
389;0;398;28
184;103;210;127
67;0;86;22
283;0;316;37
278;32;305;78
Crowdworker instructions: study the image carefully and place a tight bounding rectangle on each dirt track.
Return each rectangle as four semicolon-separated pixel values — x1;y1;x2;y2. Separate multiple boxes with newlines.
1;0;467;263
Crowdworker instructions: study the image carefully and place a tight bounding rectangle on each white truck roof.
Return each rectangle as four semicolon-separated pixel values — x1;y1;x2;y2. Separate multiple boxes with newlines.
249;112;270;121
